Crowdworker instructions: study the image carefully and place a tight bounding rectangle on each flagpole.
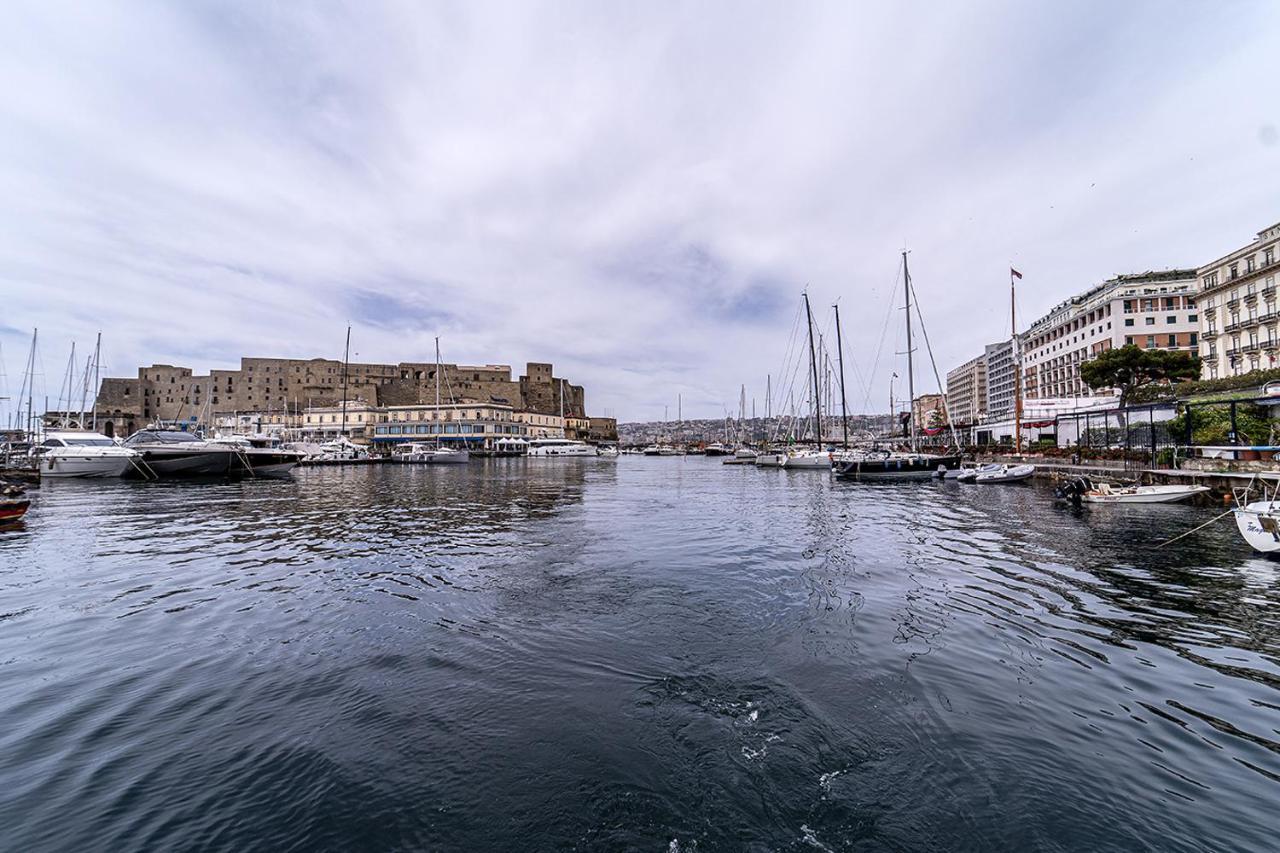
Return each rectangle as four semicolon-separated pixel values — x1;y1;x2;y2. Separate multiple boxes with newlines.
1012;268;1022;456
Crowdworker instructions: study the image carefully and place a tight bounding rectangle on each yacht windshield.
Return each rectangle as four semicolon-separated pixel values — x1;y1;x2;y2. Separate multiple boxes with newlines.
64;438;116;447
125;431;202;445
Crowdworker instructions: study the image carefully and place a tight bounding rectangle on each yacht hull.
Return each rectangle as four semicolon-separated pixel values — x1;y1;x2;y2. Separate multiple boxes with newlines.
240;451;303;478
41;455;134;479
835;454;962;480
1235;503;1280;553
782;454;832;470
137;449;236;478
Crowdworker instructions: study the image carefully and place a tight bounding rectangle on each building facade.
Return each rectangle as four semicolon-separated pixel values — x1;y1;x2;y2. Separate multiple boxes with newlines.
369;402;527;450
984;339;1017;423
300;403;380;440
1198;222;1280;379
945;354;988;427
911;394;946;430
1021;270;1199;400
513;411;565;438
94;356;587;438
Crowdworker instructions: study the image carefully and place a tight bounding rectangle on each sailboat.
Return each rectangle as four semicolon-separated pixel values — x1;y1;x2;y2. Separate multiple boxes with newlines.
402;337;470;464
782;293;832;470
834;251;961;480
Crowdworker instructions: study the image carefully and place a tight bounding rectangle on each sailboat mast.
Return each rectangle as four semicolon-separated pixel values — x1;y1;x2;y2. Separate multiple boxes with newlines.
902;251;917;452
1012;269;1022;455
91;331;101;430
834;303;850;448
340;325;351;439
25;329;37;439
803;292;823;447
434;337;441;408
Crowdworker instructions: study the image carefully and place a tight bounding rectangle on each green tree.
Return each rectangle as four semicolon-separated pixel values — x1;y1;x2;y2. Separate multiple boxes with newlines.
1079;345;1201;407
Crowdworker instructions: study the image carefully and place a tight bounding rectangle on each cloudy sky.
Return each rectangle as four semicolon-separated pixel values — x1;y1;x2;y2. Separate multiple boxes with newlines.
2;0;1278;423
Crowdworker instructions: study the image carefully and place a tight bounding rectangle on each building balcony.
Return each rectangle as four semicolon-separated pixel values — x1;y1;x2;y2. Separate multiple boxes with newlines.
1244;291;1259;304
1227;298;1241;309
1261;311;1278;324
1265;339;1280;351
1226;348;1241;358
1224;322;1241;333
1202;328;1219;339
1241;315;1262;328
1264;284;1277;298
1244;343;1262;353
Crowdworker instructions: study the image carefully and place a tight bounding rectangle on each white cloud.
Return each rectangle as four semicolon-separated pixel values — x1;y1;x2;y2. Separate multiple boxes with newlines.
1;0;1278;422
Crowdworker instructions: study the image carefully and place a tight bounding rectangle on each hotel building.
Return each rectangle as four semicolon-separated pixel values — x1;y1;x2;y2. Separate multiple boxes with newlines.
1021;270;1199;401
945;354;988;427
1197;222;1280;379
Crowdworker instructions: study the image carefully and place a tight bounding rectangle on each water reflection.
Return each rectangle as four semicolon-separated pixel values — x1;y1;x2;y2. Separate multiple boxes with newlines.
0;458;1277;850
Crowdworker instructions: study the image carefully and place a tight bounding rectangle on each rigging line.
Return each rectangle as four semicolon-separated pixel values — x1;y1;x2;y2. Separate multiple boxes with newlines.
907;272;962;450
861;255;905;413
830;295;871;408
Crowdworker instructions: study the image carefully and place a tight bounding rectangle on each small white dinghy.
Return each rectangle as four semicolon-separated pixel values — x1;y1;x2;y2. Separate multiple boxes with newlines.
1082;482;1209;504
974;463;1035;484
951;464;998;483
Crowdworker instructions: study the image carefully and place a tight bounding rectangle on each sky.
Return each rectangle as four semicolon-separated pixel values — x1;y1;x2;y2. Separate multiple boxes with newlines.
2;0;1279;424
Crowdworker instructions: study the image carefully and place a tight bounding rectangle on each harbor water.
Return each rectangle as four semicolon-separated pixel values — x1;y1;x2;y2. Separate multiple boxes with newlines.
1;458;1278;850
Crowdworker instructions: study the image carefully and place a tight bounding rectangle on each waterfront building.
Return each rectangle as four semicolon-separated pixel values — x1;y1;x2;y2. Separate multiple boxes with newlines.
945;354;988;427
984;340;1018;423
370;402;527;450
587;417;619;443
300;402;380;441
911;394;946;431
94;357;588;439
1197;221;1280;379
1022;270;1199;400
513;411;565;439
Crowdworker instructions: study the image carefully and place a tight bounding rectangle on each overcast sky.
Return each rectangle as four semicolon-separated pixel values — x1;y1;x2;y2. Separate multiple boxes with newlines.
2;1;1279;423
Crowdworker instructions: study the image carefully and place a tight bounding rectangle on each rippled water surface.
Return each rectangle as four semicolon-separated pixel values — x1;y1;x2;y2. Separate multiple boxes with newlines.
2;458;1279;851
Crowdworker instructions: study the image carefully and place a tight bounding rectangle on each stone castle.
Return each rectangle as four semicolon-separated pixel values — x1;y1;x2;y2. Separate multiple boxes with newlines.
95;356;587;437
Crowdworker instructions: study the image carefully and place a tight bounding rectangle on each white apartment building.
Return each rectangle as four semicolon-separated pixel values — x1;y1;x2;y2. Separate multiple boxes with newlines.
945;354;988;426
984;340;1017;422
1198;222;1280;379
1022;270;1199;400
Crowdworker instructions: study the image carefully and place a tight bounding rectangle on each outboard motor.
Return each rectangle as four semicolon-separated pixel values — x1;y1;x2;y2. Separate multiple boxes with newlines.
1054;476;1093;507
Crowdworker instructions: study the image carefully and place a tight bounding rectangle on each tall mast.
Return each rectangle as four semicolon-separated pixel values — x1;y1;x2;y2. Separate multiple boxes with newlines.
340;325;351;439
903;251;917;452
1012;269;1022;455
58;342;77;428
24;329;37;439
91;332;101;430
766;374;772;421
434;337;441;408
77;353;91;428
834;303;850;449
803;292;823;448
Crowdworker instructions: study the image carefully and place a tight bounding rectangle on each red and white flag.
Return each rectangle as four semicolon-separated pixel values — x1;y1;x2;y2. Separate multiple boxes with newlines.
1010;267;1023;280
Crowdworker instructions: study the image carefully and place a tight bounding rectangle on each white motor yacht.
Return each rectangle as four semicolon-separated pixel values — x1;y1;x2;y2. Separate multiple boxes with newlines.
391;442;470;464
782;448;832;470
34;431;139;479
528;438;598;457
